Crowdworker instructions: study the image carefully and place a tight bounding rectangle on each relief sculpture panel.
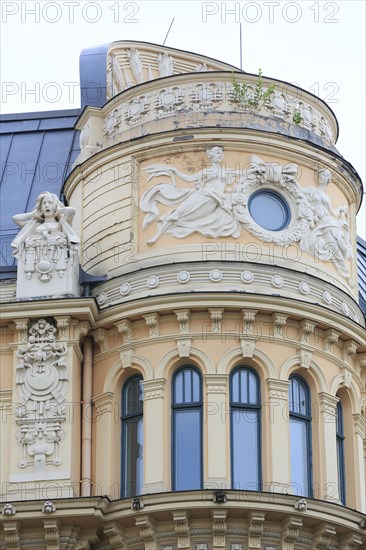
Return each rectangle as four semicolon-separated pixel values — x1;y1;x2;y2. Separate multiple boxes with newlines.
140;147;352;277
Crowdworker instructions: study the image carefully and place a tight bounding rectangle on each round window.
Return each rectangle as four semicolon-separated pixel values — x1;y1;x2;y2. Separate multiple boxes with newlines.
248;190;290;231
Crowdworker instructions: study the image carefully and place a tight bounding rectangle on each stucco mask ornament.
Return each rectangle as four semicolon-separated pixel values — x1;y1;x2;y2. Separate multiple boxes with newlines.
11;192;80;298
140;150;352;278
42;501;57;514
2;503;16;516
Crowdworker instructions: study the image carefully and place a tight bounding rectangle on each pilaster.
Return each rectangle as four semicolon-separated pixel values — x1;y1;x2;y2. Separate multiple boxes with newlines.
204;374;229;488
141;378;167;493
266;378;291;493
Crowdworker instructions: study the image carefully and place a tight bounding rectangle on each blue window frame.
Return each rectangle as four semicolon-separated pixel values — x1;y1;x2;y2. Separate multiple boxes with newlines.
121;375;143;498
288;375;312;497
248;189;290;231
172;366;202;490
230;366;261;490
336;398;346;505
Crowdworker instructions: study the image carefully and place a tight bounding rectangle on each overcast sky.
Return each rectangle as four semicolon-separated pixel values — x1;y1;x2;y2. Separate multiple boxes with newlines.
1;0;365;237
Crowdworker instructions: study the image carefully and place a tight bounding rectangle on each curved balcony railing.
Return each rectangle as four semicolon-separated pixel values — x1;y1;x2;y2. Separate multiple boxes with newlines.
76;72;339;164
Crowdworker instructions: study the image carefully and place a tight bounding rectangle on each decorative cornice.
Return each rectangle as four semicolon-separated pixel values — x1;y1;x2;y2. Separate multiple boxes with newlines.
173;511;190;549
324;328;340;353
242;309;258;336
142;379;167;400
272;313;288;338
281;517;302;550
209;308;224;333
93;392;114;417
103;522;125;550
14;319;29;345
299;320;317;343
248;512;265;548
205;374;228;394
266;378;290;401
115;319;134;343
120;347;134;368
55;316;71;341
176;337;192;358
174;309;191;334
88;263;364;329
3;521;20;550
135;515;157;550
43;519;60;550
297;347;313;369
343;340;358;364
240;337;257;358
212;510;227;548
353;413;366;438
311;524;336;549
143;313;160;337
92;328;109;352
0;492;364;547
318;392;339;416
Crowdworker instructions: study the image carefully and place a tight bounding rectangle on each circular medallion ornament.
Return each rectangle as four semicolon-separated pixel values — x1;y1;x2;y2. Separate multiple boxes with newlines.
97;292;108;305
271;275;284;288
322;291;333;304
177;271;191;283
209;269;223;282
129;100;143;117
241;271;254;283
147;275;159;288
36;259;53;282
299;281;310;295
120;282;131;296
161;92;175;108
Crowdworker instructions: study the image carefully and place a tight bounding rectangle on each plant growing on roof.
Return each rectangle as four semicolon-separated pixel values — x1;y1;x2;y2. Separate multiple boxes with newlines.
293;110;302;126
231;68;275;115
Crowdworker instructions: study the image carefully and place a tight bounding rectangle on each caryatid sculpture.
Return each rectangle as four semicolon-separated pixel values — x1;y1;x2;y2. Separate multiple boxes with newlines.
11;191;80;299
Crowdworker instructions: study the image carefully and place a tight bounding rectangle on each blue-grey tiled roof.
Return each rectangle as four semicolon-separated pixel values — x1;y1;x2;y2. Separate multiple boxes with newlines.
0;109;80;267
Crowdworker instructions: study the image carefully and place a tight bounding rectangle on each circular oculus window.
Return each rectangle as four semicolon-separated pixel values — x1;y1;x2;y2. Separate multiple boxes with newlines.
248;190;290;231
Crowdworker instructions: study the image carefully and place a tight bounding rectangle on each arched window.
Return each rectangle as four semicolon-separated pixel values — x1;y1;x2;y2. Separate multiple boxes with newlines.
121;375;143;498
336;398;346;505
230;367;261;490
288;375;312;497
172;366;202;490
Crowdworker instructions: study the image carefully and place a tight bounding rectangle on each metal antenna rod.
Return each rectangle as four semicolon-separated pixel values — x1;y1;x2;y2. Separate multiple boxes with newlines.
240;23;243;70
163;18;175;46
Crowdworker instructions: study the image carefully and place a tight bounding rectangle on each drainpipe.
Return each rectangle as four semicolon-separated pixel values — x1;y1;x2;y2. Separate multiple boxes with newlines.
81;336;93;496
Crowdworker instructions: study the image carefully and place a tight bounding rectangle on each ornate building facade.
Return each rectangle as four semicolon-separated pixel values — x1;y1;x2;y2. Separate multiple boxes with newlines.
0;41;365;549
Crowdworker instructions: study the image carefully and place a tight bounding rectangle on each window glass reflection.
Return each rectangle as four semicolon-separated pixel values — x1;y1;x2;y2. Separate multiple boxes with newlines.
230;367;261;490
288;375;312;497
122;375;143;497
336;399;346;505
172;366;202;490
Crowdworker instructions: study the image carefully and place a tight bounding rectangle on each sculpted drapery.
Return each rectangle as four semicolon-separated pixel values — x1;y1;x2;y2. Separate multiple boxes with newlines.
140;148;353;277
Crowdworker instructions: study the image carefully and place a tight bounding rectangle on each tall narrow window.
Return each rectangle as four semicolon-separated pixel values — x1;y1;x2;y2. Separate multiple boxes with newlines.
172;366;202;490
336;398;346;505
289;375;312;497
121;375;143;497
230;367;261;490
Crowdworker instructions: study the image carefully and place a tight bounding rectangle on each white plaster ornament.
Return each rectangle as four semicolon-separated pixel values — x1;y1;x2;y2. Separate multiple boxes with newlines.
15;319;68;478
140;149;352;277
12;192;80;299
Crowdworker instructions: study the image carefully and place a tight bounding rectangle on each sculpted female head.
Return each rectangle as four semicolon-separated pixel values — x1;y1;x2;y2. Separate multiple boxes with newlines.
206;146;224;162
34;192;61;220
318;168;331;187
